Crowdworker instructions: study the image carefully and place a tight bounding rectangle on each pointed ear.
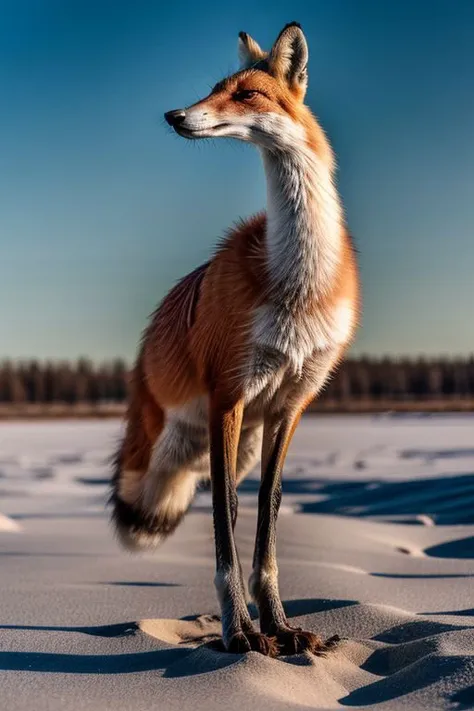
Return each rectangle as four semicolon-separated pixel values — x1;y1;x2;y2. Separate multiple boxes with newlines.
268;22;308;97
238;31;267;68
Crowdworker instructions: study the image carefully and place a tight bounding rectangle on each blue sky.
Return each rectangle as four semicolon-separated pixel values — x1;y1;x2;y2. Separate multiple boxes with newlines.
1;0;473;361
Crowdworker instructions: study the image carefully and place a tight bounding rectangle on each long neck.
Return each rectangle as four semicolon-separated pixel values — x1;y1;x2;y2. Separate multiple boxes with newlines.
261;132;343;308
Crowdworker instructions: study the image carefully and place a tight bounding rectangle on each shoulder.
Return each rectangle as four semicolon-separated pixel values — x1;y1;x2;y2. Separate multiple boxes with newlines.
217;212;267;257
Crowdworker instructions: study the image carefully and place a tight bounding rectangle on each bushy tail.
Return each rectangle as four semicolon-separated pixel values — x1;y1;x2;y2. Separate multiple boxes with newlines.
110;359;180;551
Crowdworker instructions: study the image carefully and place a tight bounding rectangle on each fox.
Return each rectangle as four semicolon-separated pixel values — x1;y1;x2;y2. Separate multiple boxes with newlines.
110;22;360;656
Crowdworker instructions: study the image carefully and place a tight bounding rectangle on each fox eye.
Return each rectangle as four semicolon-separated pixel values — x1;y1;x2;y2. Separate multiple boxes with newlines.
233;89;259;101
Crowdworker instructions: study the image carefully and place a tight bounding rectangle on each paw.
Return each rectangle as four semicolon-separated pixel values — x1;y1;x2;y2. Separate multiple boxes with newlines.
275;628;340;656
226;630;279;656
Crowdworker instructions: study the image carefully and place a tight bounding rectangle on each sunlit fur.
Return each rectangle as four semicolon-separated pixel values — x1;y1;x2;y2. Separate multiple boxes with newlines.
112;23;359;542
110;23;360;653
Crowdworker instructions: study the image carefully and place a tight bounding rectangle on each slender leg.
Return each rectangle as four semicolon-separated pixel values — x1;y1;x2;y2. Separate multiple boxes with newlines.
249;408;329;655
209;398;278;655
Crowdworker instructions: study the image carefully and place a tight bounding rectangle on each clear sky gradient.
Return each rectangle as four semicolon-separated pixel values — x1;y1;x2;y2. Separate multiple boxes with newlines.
1;0;473;361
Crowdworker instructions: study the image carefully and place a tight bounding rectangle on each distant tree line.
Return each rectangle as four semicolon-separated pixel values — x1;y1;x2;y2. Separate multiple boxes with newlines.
0;357;473;405
317;356;474;403
0;359;128;405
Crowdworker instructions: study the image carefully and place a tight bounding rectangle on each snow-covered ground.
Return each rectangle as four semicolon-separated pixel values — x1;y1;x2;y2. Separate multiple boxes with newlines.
1;415;473;710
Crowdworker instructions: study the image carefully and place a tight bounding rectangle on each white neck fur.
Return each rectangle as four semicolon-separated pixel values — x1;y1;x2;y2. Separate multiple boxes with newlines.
260;116;342;308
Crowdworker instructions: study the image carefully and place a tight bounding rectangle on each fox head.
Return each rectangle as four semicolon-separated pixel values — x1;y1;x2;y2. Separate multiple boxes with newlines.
165;23;323;153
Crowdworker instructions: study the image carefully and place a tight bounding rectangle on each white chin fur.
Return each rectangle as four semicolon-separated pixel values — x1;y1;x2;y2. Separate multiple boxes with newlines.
180;113;307;147
180;125;250;141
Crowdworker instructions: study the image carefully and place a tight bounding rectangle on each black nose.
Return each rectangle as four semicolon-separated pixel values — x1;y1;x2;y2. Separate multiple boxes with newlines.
164;109;186;127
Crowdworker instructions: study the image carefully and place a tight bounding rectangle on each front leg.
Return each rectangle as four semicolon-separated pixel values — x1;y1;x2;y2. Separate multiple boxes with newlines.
209;397;278;656
249;408;328;655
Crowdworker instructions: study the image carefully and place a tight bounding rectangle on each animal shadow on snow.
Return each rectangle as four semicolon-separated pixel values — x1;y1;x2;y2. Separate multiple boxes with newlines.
241;472;474;526
1;599;473;701
0;599;356;678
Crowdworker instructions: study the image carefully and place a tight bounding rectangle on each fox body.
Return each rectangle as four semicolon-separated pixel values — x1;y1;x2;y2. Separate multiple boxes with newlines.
111;23;360;656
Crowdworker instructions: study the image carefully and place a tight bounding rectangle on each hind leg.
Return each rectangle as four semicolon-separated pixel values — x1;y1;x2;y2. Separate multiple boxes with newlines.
209;399;277;656
114;415;209;550
248;408;325;654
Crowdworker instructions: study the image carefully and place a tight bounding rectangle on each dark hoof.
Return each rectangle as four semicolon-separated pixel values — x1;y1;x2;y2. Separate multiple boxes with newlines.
275;628;339;656
227;630;279;656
